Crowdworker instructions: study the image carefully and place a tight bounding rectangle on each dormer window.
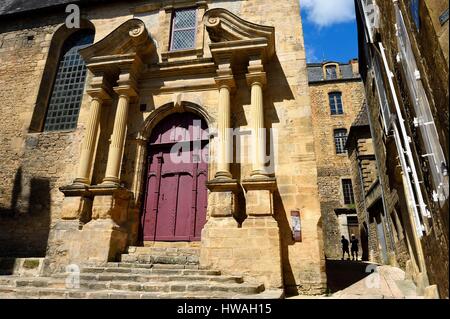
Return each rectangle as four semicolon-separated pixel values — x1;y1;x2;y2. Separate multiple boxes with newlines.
170;8;198;51
325;65;338;80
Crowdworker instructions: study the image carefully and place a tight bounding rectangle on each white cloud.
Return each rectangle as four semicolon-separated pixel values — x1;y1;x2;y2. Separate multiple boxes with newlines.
301;0;356;27
305;44;320;63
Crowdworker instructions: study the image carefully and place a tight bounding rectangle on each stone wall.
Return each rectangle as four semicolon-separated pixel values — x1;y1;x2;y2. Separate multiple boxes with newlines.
362;0;449;298
309;79;365;259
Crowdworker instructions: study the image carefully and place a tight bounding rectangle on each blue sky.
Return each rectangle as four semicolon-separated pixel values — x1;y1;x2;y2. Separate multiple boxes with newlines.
300;0;359;64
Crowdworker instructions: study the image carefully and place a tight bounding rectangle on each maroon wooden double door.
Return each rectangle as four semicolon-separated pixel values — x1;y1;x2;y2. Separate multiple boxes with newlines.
141;113;208;242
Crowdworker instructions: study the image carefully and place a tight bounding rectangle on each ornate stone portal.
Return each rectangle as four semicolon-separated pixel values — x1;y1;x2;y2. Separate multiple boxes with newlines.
44;7;325;294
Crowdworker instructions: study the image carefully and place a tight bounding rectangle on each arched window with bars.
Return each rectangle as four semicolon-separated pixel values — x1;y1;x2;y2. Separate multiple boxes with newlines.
43;29;94;131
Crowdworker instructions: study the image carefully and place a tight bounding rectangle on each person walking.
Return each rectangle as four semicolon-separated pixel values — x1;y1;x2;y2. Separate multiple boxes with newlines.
341;235;350;260
351;234;359;261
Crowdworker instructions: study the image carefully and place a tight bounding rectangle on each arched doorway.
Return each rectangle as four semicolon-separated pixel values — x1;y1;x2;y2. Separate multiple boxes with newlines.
141;112;209;242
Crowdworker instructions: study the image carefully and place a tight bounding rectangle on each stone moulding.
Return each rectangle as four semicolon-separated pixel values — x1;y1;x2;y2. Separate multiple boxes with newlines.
79;18;156;66
203;8;276;62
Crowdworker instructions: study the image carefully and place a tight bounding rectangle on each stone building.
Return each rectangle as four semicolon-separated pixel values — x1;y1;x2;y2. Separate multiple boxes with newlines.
0;0;327;297
354;0;449;298
308;61;366;259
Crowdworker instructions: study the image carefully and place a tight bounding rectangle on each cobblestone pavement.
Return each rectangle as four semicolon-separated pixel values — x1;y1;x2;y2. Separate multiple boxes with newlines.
290;260;422;299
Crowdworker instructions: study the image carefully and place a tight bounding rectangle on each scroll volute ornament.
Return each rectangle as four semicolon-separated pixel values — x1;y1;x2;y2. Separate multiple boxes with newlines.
203;8;276;60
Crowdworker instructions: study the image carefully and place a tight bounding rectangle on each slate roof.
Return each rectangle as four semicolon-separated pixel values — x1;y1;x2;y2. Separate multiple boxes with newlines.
351;104;370;127
0;0;127;16
307;62;360;83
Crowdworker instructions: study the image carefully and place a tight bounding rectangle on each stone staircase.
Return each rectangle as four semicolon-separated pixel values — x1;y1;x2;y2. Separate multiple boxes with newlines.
0;245;284;299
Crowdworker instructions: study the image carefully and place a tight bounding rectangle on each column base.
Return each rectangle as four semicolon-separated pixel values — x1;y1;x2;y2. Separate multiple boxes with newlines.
43;219;128;275
59;184;93;221
206;179;239;218
242;177;277;216
101;176;121;187
72;178;90;186
214;171;233;179
200;216;283;289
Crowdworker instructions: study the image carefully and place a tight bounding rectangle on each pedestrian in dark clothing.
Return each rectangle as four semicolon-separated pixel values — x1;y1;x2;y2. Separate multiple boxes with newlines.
351;234;359;261
341;235;350;260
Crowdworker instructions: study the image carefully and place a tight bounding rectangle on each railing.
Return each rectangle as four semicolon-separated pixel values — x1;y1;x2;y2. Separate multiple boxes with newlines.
395;3;449;204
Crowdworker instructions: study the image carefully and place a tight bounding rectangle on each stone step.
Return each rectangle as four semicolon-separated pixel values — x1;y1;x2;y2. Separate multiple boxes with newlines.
107;262;200;270
1;278;264;295
128;246;200;257
120;254;199;265
0;286;274;299
81;266;221;276
47;273;243;284
143;242;201;249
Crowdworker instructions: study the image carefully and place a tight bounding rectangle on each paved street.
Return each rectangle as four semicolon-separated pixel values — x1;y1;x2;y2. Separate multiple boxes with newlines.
290;260;422;299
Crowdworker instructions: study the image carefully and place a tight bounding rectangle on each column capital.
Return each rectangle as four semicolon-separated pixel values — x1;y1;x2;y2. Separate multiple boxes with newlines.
214;75;236;91
246;71;267;88
113;85;139;98
87;88;111;101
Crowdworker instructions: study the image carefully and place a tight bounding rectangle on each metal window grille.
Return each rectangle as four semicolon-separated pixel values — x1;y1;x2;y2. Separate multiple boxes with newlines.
44;31;94;132
170;8;197;51
395;4;448;202
342;179;355;205
329;92;343;115
326;65;337;80
334;129;348;154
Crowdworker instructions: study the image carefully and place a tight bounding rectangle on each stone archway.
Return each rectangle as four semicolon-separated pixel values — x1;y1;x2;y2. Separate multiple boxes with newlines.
140;112;209;242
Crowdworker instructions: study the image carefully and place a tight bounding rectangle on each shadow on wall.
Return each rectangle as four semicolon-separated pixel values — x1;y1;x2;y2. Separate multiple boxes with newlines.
325;259;373;293
273;190;298;296
0;167;52;263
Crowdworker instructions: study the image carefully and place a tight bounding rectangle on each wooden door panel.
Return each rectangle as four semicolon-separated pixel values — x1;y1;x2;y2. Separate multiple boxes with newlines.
142;113;209;242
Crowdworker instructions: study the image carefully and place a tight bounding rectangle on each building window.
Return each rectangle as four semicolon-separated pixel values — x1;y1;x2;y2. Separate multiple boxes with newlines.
334;128;348;154
170;8;197;51
410;0;420;29
43;30;94;131
342;179;355;205
325;65;338;80
329;92;344;115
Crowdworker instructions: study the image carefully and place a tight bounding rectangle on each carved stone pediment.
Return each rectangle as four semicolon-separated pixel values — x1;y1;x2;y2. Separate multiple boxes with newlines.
80;19;156;66
203;8;276;61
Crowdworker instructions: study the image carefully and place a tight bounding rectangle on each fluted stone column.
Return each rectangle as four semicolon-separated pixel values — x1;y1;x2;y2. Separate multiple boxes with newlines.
103;87;137;186
215;81;234;179
247;74;268;178
74;89;109;185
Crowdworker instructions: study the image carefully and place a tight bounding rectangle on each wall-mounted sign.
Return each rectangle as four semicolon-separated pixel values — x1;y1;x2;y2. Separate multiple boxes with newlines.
291;210;302;242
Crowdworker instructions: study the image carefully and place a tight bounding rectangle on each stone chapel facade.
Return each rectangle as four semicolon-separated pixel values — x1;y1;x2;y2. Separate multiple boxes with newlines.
0;0;327;294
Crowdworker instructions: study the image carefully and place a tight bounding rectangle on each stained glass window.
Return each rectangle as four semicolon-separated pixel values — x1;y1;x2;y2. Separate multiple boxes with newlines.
170;8;197;51
43;30;94;131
